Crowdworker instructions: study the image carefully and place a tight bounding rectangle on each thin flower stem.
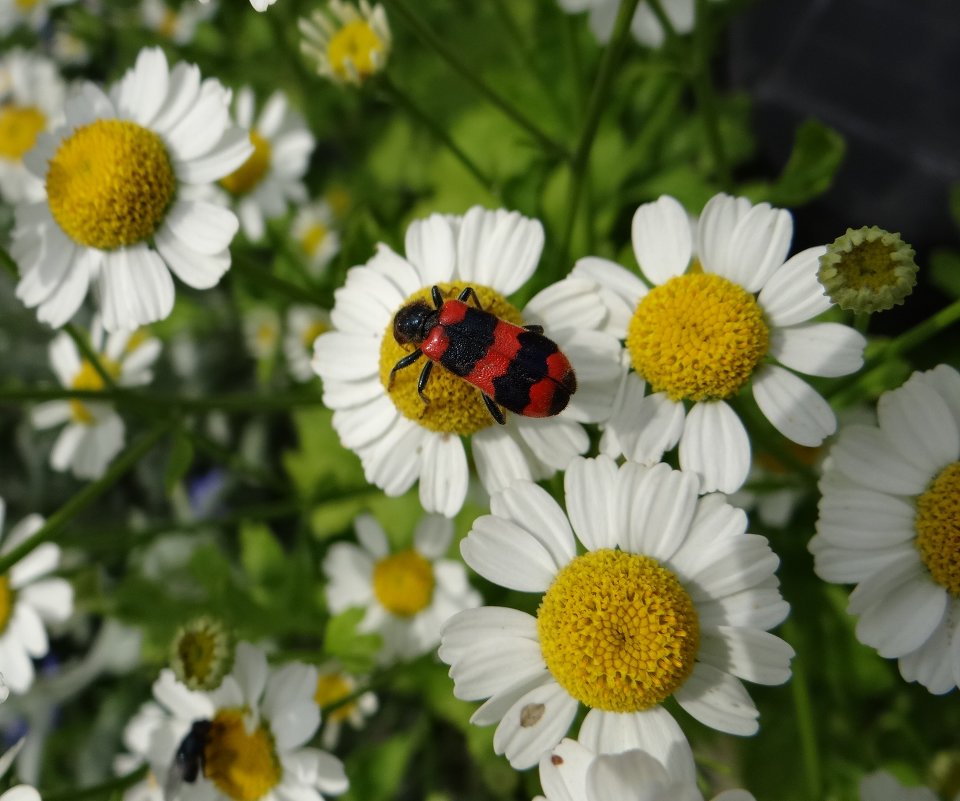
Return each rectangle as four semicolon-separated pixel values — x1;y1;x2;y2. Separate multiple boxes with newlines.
42;764;149;801
692;0;730;187
783;618;822;799
377;75;499;196
646;0;679;43
381;0;569;159
0;424;171;576
64;323;118;390
558;0;643;269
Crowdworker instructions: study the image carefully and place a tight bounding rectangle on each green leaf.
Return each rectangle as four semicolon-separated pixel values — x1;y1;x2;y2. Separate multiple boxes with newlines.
324;608;381;675
239;521;287;589
762;119;846;207
341;729;422;801
930;248;960;299
163;430;194;496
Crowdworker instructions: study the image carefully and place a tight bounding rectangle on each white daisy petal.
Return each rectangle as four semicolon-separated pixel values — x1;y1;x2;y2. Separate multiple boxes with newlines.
621;462;699;561
462;515;564;592
154;227;231;290
99;248;174;331
752;364;836;447
404;213;456;286
514;416;588;470
472;425;536;493
360;418;424;496
698;628;794;685
831;424;932;496
631;195;693;285
564;455;620;551
769;323;866;377
617;389;685;465
456;206;545;294
493;682;580;769
897;607;958;695
490;482;576;568
418;434;468;518
413;515;454;560
175;125;253;183
523;277;605;333
678;400;751;493
674;662;759;735
233;641;269;704
758;246;831;327
162;200;240;255
571;256;647;336
312;332;380;381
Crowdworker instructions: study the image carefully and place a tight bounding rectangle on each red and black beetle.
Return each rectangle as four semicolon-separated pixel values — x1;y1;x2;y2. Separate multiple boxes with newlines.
388;285;577;425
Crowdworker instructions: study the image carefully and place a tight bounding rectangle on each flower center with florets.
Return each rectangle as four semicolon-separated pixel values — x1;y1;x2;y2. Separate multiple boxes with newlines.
0;576;14;635
379;282;524;435
0;104;45;159
170;616;233;691
46;119;176;250
220;130;271;197
915;462;960;597
203;708;281;801
328;19;386;81
372;549;434;617
627;273;769;402
69;358;120;425
314;672;356;723
536;548;700;712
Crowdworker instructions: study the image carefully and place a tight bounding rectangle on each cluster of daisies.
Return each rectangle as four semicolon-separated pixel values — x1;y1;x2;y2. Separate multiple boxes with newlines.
0;1;955;800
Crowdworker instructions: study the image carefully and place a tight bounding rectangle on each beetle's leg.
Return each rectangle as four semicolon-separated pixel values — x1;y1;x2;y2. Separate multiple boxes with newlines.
431;285;445;309
417;361;434;404
458;286;484;310
481;393;506;425
388;349;423;389
523;324;544;334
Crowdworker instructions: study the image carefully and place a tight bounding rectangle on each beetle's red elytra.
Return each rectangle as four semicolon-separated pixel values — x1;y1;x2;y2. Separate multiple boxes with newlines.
389;285;577;425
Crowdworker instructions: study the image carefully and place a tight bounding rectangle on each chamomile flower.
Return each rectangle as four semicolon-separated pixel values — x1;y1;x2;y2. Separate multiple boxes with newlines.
31;318;161;480
324;513;482;664
124;641;348;801
13;46;252;332
243;305;281;361
556;0;713;48
581;193;866;493
312;205;621;517
199;0;272;9
0;739;40;801
313;663;378;749
285;305;330;382
299;0;391;86
0;499;74;695
535;738;755;801
859;771;941;801
218;87;314;242
0;0;76;35
439;455;793;769
141;0;217;45
292;199;340;276
810;364;960;695
0;50;65;204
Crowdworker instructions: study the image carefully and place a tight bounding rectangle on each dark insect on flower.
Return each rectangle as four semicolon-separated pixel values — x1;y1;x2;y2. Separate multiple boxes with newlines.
164;719;212;800
389;285;577;425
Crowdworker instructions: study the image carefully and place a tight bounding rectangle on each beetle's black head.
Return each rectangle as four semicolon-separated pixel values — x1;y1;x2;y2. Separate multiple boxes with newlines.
393;300;437;346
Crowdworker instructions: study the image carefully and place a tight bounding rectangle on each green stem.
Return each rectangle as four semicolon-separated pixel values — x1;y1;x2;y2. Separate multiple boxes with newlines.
0;424;171;576
43;764;149;801
381;0;569;159
65;323;118;390
377;75;498;196
691;0;730;187
646;0;679;43
783;619;822;799
558;0;643;269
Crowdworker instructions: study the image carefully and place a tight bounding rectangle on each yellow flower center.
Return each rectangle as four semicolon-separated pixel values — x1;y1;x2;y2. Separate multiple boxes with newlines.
627;273;769;402
537;549;700;713
0;104;45;160
372;549;434;617
0;576;15;635
300;221;329;257
327;19;386;82
159;8;179;38
379;282;523;435
46;120;176;250
171;617;232;691
69;357;120;425
301;319;329;349
15;0;38;9
220;130;271;197
203;709;281;801
314;672;356;723
915;462;960;597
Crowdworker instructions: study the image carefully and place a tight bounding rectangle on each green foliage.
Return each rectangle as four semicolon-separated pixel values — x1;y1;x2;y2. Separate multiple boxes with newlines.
324;608;382;675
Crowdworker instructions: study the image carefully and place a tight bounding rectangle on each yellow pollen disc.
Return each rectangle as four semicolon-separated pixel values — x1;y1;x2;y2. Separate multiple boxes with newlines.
176;630;218;686
0;576;14;635
627;273;769;402
314;673;356;723
537;549;700;713
69;357;120;425
46;119;175;250
379;282;523;436
0;105;45;160
300;222;329;257
372;549;435;617
220;130;271;197
159;8;179;38
204;709;281;801
915;462;960;597
301;319;329;349
327;19;386;82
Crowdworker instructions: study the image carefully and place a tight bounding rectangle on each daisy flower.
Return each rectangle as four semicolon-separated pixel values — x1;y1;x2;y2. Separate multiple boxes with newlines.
31;318;161;480
809;364;960;695
0;739;40;801
0;0;76;35
141;0;217;45
0;498;74;695
291;199;340;276
312;205;621;517
123;641;348;801
0;49;65;204
13;46;252;332
313;662;378;749
243;305;281;361
299;0;391;86
439;455;794;769
535;738;754;801
324;513;482;664
859;771;941;801
556;0;714;48
579;193;866;493
285;305;330;382
218;87;314;242
198;0;272;9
